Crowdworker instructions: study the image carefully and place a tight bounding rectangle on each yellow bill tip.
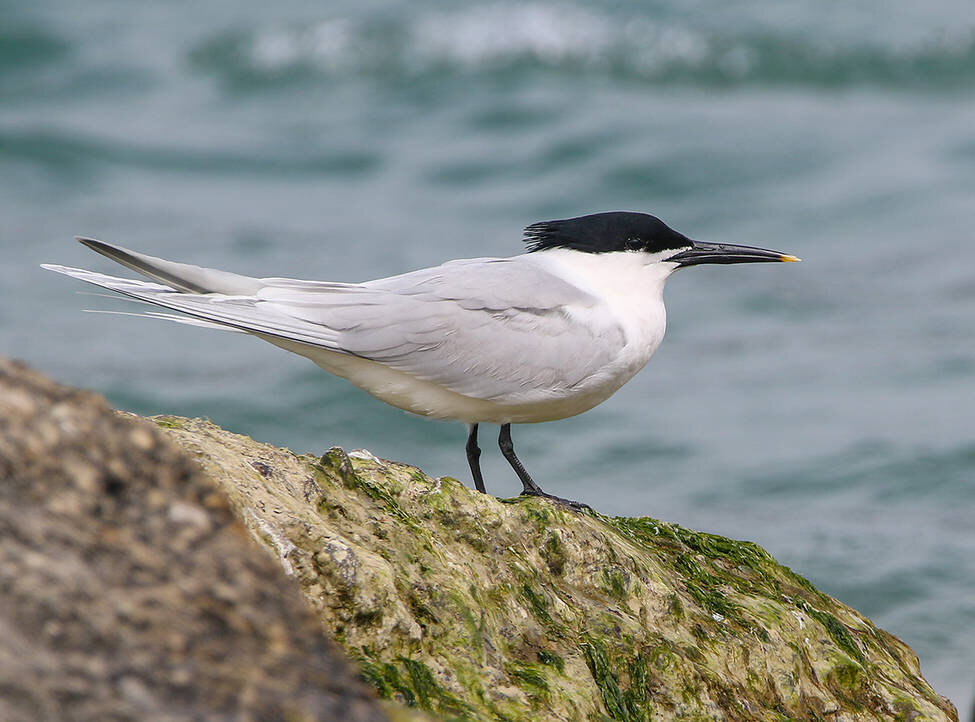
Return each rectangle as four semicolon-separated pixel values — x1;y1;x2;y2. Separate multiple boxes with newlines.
780;254;801;263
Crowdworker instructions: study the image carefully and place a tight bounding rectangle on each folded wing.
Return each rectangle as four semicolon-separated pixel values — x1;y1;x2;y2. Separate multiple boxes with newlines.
44;244;626;402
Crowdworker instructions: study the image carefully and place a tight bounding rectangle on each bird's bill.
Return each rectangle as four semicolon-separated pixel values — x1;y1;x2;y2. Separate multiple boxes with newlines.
670;241;801;267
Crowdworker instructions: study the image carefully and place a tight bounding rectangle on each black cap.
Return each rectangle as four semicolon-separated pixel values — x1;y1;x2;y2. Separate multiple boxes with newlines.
524;212;692;255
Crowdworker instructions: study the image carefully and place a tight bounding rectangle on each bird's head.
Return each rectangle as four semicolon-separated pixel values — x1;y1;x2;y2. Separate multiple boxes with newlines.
523;211;800;267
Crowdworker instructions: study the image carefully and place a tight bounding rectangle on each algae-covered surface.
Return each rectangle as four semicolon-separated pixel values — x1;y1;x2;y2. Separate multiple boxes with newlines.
155;415;956;722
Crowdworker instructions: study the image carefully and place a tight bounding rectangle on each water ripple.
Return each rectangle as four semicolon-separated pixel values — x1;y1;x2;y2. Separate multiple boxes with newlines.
0;127;383;178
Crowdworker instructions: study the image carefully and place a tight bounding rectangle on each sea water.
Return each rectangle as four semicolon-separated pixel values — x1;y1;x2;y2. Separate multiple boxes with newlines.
3;0;974;713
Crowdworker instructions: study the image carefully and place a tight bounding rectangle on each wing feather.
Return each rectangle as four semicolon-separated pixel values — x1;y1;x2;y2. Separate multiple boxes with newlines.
45;255;627;403
262;257;626;400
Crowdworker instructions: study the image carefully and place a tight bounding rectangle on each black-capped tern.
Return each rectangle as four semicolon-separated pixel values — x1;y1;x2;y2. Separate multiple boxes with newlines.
43;211;799;508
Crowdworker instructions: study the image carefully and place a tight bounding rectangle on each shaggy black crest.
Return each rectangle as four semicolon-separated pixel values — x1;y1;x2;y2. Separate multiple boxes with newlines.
524;211;692;255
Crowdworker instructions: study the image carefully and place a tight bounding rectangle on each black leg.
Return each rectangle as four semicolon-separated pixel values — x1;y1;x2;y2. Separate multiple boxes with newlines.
466;423;486;493
497;423;542;494
497;424;590;510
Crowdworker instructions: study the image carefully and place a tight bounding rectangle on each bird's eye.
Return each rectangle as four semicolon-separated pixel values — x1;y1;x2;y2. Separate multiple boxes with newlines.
624;237;643;251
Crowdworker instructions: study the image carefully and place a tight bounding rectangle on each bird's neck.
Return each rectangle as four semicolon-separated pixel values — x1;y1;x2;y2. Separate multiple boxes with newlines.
528;248;672;353
530;247;674;306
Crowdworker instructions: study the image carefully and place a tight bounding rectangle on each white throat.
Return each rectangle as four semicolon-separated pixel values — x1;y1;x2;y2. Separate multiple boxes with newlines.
526;247;676;375
527;247;677;316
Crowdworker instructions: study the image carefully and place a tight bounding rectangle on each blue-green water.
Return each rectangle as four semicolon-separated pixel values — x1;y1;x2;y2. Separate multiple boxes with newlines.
4;0;975;712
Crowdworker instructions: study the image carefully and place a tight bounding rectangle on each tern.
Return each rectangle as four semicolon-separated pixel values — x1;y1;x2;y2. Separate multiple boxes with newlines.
43;211;799;508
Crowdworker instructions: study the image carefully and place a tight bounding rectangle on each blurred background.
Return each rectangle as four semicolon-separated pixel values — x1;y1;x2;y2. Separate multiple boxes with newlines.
3;0;974;712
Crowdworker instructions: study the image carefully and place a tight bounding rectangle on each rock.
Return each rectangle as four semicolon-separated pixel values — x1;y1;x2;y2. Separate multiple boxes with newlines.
154;414;958;721
1;354;955;721
0;357;390;722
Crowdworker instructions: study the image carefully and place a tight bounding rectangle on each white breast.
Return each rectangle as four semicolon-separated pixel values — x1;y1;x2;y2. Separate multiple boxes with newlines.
526;248;674;378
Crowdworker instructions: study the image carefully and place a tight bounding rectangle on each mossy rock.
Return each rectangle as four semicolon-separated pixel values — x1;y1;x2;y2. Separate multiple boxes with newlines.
156;416;957;722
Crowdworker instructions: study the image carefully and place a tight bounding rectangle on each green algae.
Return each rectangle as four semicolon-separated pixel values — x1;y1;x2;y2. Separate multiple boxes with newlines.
673;552;741;621
893;696;924;722
803;604;866;665
506;661;551;696
360;654;478;719
602;567;629;601
360;656;418;707
540;531;566;576
537;649;565;673
667;593;685;620
581;639;651;722
446;590;484;656
826;661;872;712
353;607;384;628
608;515;822;600
519;581;554;626
317;449;414;526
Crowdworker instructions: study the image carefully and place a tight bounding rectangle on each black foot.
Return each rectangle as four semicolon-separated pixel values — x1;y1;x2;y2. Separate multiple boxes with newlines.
519;489;591;511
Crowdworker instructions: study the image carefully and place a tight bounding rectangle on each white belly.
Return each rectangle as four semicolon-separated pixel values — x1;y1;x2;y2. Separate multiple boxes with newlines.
265;337;645;424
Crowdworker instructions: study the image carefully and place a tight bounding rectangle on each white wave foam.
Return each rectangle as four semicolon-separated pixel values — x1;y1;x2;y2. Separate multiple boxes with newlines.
409;4;615;68
251;19;355;72
239;4;715;76
226;3;975;85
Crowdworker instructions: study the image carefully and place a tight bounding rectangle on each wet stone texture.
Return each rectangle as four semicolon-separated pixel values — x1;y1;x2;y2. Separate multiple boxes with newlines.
0;357;391;722
155;412;958;722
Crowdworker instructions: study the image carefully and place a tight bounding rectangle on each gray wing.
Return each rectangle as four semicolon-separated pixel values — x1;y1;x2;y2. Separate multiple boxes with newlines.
259;257;627;401
44;252;626;402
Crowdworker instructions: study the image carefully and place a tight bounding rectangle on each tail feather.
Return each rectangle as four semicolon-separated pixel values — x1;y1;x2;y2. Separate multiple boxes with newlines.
83;308;249;332
76;237;265;295
40;263;340;350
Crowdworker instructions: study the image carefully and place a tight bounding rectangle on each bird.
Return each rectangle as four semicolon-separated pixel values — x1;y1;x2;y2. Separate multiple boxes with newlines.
43;211;799;508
